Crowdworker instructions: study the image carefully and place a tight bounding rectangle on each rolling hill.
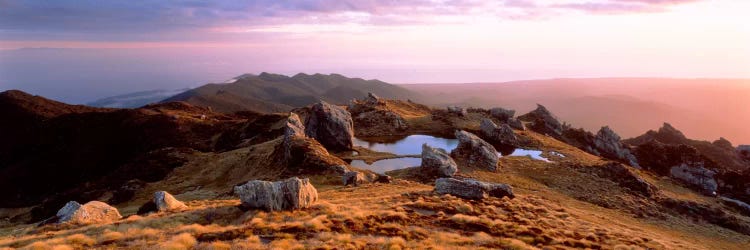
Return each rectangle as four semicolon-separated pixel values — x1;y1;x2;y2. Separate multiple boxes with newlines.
163;72;420;113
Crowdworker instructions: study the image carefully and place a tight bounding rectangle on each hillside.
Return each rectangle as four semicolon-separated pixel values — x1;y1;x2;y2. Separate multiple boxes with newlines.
164;73;420;113
402;78;750;144
1;88;750;249
87;89;189;108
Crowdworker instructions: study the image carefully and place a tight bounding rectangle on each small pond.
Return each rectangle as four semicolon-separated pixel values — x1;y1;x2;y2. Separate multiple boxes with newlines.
352;134;554;173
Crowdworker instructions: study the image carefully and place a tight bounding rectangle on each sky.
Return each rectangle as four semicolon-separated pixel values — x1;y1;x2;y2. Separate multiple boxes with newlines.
0;0;749;103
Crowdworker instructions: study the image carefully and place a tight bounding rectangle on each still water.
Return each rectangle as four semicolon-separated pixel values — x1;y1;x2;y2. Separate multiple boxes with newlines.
352;135;553;173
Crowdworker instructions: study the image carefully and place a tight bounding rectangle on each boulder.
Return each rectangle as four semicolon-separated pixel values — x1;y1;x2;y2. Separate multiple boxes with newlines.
283;113;306;163
421;144;458;177
480;119;519;146
154;191;187;212
670;163;718;196
518;104;563;137
447;106;467;116
594;126;639;167
376;174;393;183
365;92;382;104
451;130;499;171
506;118;525;130
342;170;366;186
489;107;515;121
56;201;122;224
234;177;318;211
304;101;354;151
434;178;514;200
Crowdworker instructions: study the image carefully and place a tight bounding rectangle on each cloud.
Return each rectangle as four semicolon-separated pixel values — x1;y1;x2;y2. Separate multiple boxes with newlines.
0;0;705;42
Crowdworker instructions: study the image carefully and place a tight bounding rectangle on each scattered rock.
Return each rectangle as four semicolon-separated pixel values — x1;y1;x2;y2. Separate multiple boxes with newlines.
451;130;499;171
518;104;563;137
154;191;187;212
670;163;718;196
489;107;515;121
594;126;639;167
447;106;467;116
376;174;393;183
365;92;382;104
233;177;318;211
480;119;519;146
304;101;354;151
421;144;458;177
434;178;514;200
342;170;366;186
56;201;122;224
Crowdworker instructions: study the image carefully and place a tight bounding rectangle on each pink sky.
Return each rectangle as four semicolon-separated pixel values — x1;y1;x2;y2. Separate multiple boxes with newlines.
0;0;748;88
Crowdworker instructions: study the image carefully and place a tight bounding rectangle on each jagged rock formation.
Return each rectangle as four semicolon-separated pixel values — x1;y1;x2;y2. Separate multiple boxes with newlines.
594;126;639;167
154;191;187;212
347;93;431;136
518;104;563;137
55;201;122;224
713;137;734;151
507;118;525;130
479;119;519;146
434;178;514;200
489;107;515;121
304;101;354;151
632;140;720;195
451;130;499;171
447;106;467;116
421;144;458;177
233;177;318;211
283;113;307;163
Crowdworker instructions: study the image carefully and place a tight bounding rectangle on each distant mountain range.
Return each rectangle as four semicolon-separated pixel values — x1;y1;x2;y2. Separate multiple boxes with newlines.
162;72;420;113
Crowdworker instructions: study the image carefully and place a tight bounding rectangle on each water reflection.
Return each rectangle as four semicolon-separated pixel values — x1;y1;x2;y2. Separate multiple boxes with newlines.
350;158;421;174
353;135;458;155
502;149;551;162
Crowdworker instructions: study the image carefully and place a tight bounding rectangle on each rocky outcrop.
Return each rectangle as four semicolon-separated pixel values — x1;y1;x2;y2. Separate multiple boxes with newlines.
713;137;734;151
480;119;519;146
55;201;122;224
421;144;458;177
342;170;366;186
283;113;306;163
233;177;318;211
670;163;718;195
154;191;187;212
586;162;656;197
451;130;499;171
304;101;354;151
434;178;514;200
489;107;515;121
364;92;382;105
594;126;639;167
518;104;563;137
447;106;467;116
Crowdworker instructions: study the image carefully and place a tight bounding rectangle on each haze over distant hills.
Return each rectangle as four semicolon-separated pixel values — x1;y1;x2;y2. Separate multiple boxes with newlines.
87;88;190;108
162;72;420;113
403;78;750;145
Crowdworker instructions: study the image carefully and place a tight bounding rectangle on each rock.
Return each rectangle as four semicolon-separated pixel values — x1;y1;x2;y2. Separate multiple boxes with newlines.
434;178;514;200
365;92;382;104
421;144;458;177
56;201;122;224
376;174;393;183
480;119;519;146
447;106;467;116
304;101;354;151
738;145;750;160
451;130;499;171
713;137;734;151
720;196;750;216
506;118;525;130
590;162;656;197
594;126;639;167
489;107;515;121
284;113;306;139
657;122;688;143
154;191;187;212
342;170;366;186
518;104;563;137
670;163;718;196
234;177;318;211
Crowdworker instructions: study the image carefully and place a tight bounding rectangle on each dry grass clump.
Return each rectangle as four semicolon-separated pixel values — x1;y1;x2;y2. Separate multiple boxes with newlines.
63;233;95;246
160;233;197;250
